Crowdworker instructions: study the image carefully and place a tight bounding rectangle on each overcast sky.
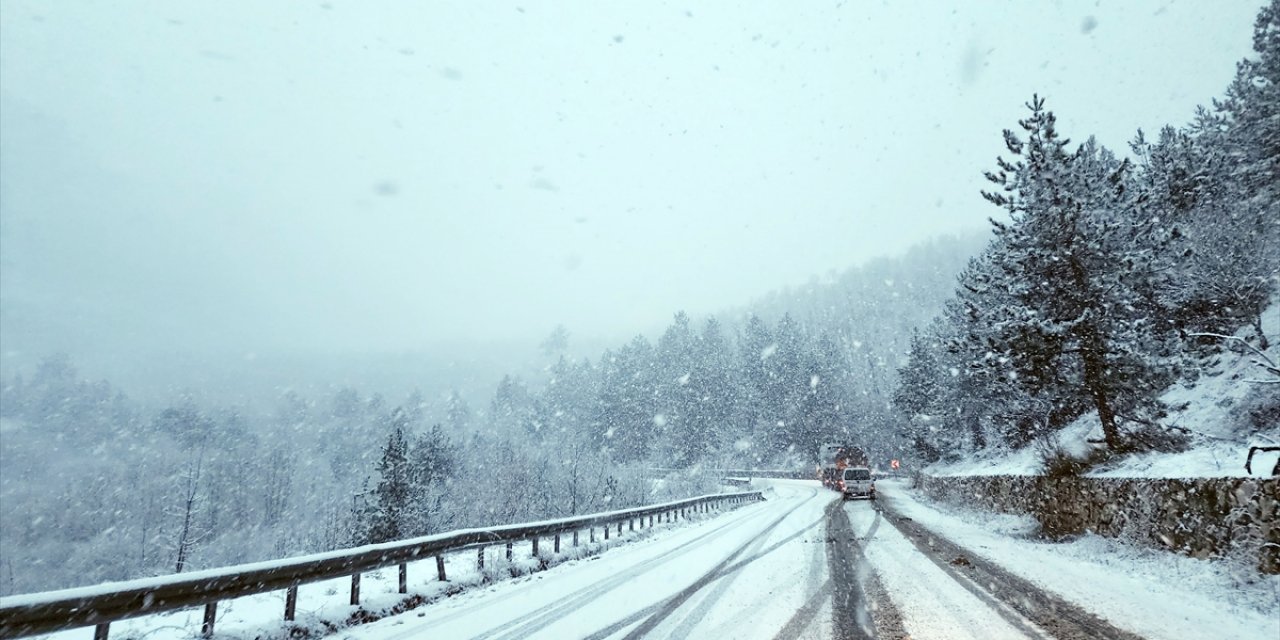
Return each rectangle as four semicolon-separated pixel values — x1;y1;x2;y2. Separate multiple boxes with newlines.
0;1;1263;369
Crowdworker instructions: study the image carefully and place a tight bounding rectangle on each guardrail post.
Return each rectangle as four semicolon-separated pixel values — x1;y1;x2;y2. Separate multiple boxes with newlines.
649;515;654;527
573;530;580;546
506;541;513;561
399;562;408;594
436;555;447;581
350;573;361;605
202;602;217;637
554;533;561;553
478;547;485;570
532;537;540;557
617;522;623;536
604;524;610;540
94;623;109;640
590;527;596;543
285;585;298;621
629;518;634;531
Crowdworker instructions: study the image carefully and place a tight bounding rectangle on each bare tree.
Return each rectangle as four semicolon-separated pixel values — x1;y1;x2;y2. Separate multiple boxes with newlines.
172;447;206;573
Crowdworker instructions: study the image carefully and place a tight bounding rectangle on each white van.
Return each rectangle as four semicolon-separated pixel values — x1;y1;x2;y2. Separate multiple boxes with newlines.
840;467;875;500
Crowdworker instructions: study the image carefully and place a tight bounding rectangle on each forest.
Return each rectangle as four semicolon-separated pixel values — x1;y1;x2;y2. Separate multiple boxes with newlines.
0;235;974;594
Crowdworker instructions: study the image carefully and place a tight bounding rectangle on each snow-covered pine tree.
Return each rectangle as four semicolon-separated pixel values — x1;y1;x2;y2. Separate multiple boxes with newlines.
595;335;657;462
981;96;1178;450
687;317;738;466
737;314;776;461
407;423;455;536
940;250;1071;449
1175;2;1280;347
893;329;948;460
1221;0;1279;213
655;312;697;465
361;416;412;544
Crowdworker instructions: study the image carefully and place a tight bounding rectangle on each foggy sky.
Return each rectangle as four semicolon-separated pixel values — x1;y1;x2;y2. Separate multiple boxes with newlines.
0;1;1262;369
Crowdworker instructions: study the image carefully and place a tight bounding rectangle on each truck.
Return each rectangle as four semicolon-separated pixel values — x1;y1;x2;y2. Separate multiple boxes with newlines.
817;443;870;493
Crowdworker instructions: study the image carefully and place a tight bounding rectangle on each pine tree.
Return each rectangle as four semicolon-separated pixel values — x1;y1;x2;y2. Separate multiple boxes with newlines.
893;329;948;460
362;417;412;544
687;318;739;465
737;314;776;461
596;336;657;462
407;424;455;535
1179;4;1280;346
981;97;1177;450
654;312;696;463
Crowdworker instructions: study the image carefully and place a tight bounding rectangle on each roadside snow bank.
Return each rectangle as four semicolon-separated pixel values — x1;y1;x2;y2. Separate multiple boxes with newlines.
881;479;1280;640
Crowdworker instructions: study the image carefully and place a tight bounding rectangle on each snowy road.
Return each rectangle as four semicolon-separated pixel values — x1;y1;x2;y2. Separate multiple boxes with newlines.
339;480;1085;640
344;481;853;640
330;479;1277;640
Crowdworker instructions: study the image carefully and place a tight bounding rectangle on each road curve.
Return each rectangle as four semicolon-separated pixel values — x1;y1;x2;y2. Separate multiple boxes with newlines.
343;481;841;640
339;479;1148;640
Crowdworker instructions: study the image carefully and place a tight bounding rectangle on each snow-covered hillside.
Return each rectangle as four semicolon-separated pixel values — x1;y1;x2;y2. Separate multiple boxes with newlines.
929;303;1280;479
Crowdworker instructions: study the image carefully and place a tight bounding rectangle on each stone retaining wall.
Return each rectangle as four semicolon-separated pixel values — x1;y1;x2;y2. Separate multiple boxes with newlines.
914;474;1279;574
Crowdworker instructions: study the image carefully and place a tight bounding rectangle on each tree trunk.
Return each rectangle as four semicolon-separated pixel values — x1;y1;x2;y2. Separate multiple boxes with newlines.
1078;327;1122;449
1252;313;1270;351
174;451;204;573
174;495;195;573
968;412;986;450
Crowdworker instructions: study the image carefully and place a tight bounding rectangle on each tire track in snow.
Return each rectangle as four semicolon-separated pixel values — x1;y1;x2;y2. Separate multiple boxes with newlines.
844;501;908;640
772;493;845;640
877;494;1146;640
579;488;822;639
665;494;826;637
616;490;818;639
477;500;769;640
771;577;832;640
377;498;766;640
825;498;876;640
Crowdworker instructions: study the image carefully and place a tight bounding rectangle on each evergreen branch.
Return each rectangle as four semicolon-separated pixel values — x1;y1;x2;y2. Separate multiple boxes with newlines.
1187;332;1280;380
1114;411;1244;444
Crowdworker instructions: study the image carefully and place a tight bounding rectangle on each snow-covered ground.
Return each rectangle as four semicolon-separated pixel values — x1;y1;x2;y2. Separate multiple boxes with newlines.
929;314;1280;478
875;479;1280;640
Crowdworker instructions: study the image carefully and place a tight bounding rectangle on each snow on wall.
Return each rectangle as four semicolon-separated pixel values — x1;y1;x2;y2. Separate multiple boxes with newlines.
914;474;1279;574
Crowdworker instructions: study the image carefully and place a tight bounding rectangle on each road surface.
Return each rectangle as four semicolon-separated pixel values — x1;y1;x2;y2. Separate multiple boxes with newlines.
337;479;1152;640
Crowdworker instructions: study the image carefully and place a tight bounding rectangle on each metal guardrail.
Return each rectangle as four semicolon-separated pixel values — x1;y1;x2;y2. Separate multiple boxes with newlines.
0;491;763;639
720;469;813;480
